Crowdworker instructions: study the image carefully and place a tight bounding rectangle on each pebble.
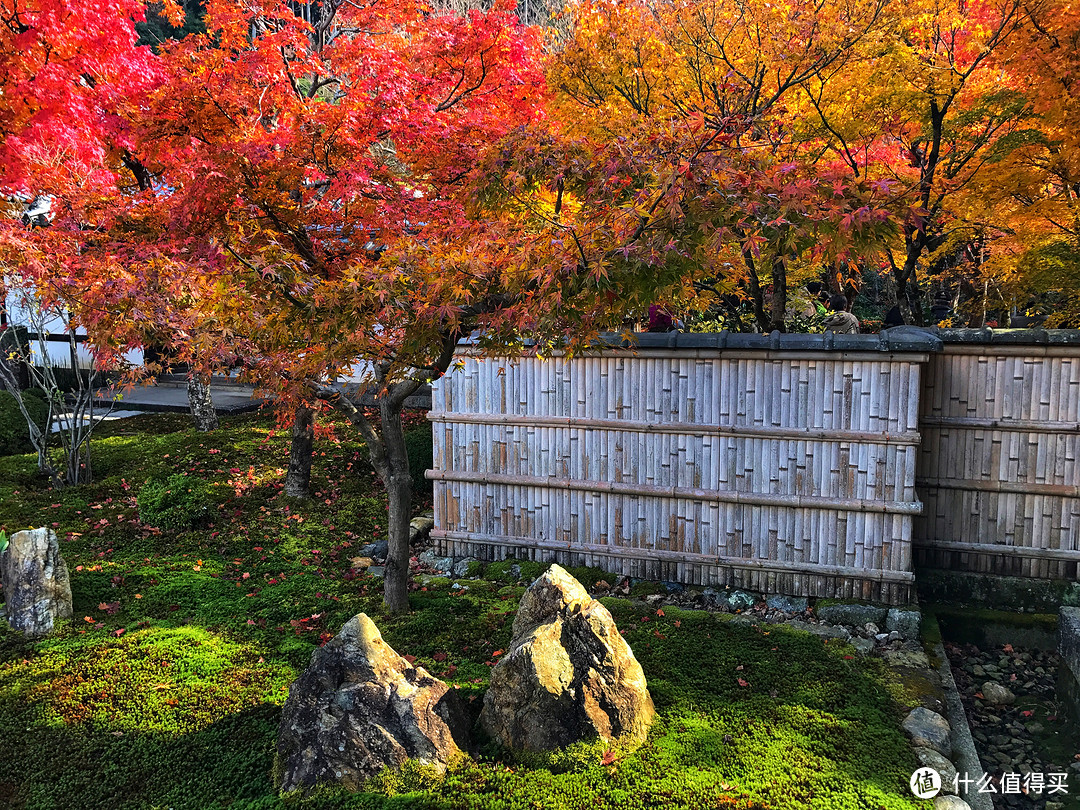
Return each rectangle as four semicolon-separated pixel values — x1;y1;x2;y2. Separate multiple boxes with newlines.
981;681;1016;705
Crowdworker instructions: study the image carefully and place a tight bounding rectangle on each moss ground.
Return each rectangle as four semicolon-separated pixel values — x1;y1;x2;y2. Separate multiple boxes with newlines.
0;412;927;810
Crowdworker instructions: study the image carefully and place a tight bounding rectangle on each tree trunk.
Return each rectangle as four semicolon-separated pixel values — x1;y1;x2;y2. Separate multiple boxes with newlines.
187;373;219;432
379;393;412;614
284;406;315;498
767;255;788;333
741;246;770;332
314;332;459;615
895;251;926;326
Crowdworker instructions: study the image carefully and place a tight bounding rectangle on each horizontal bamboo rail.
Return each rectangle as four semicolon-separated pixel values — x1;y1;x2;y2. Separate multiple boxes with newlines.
426;469;924;514
919;416;1080;434
918;477;1080;498
432;529;917;582
911;539;1080;562
428;411;922;446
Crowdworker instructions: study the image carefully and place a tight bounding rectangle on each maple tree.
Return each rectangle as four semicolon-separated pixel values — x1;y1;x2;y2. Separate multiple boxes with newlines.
127;0;555;613
0;0;167;196
2;0;661;613
791;0;1030;324
876;0;1026;324
531;0;1049;328
528;0;896;332
972;0;1080;323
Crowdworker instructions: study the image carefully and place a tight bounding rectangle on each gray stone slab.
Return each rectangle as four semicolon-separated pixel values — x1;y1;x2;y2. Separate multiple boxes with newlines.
49;410;145;431
766;594;809;613
815;602;888;627
930;632;993;810
1058;607;1080;681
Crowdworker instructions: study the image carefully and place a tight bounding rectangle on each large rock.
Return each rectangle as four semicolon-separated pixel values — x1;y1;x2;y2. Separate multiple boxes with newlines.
902;707;952;757
885;608;922;640
277;613;469;794
480;564;654;752
933;796;971;810
916;747;959;795
0;528;72;638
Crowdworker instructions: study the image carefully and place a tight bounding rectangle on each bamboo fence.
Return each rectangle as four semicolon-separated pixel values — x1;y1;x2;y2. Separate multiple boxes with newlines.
915;333;1080;578
428;333;934;603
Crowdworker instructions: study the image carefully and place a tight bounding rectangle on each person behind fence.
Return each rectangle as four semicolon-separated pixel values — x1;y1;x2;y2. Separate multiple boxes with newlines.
883;305;905;329
647;304;683;332
822;294;860;334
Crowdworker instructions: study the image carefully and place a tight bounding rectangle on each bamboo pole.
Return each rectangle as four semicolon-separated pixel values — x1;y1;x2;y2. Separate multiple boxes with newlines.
425;469;923;514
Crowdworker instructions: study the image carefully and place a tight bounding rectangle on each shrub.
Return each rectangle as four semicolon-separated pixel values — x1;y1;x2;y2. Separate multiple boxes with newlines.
0;388;50;456
404;422;434;494
137;474;209;530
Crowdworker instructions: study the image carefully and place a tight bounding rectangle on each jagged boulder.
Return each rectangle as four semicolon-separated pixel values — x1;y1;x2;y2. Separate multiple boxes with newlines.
0;528;72;638
277;613;470;794
480;564;654;752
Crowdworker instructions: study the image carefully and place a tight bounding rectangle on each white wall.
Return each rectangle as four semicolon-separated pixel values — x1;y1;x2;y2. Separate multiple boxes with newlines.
3;287;144;369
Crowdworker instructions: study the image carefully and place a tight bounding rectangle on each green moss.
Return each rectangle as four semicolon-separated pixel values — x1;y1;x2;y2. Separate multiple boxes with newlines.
0;388;49;457
881;664;945;713
629;580;667;597
0;412;925;810
484;559;549;584
932;606;1057;630
137;473;212;530
919;611;943;649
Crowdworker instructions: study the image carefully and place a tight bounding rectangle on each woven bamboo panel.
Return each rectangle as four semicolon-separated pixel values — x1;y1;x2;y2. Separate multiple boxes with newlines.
429;349;923;603
915;346;1080;578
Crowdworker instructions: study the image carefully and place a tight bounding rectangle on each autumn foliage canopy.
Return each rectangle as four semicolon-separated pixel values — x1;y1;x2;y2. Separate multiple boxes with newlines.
3;0;1080;354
